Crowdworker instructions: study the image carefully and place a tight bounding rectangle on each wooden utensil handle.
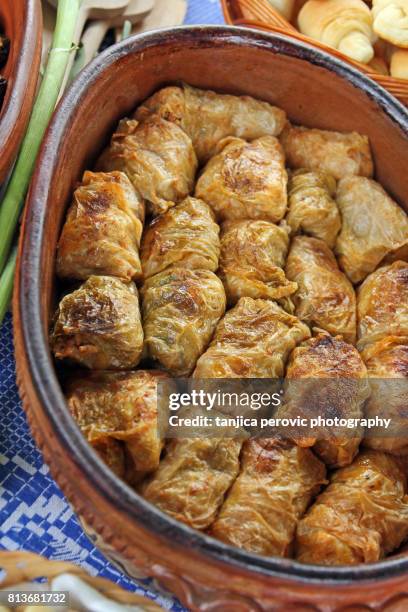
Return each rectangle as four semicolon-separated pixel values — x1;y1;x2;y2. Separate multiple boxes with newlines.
81;21;109;66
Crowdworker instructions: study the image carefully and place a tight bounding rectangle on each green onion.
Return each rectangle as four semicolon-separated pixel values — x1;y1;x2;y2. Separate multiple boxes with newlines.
121;19;132;41
0;245;16;323
0;0;82;324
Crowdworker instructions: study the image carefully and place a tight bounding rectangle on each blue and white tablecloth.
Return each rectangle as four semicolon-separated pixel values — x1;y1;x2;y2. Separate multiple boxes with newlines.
0;2;224;609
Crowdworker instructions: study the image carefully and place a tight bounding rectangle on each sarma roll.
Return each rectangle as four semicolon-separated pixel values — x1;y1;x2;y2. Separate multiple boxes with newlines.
51;276;143;370
296;450;408;565
141;197;220;279
142;268;226;376
57;171;144;281
195;136;288;223
135;84;286;163
97;116;197;216
286;236;357;344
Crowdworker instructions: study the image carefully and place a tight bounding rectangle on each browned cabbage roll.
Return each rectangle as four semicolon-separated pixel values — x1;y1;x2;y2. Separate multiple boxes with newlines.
286;169;341;248
97;116;197;216
92;439;125;477
219;220;297;305
296;450;408;565
135;84;286;162
57;171;144;282
286;236;357;344
142;436;243;530
51;276;143;370
142;268;226;376
141;197;220;279
357;261;408;348
362;337;408;455
195;136;288;223
335;177;408;284
66;370;169;477
211;438;326;556
280;123;373;180
194;298;310;379
281;333;369;467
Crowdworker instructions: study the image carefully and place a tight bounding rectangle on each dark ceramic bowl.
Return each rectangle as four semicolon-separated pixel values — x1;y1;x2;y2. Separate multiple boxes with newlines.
14;26;408;611
0;0;42;185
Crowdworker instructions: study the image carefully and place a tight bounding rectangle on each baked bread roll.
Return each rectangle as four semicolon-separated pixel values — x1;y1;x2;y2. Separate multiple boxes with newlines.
97;117;197;216
195;136;288;223
391;48;408;77
267;0;295;19
369;55;390;74
296;450;408;565
211;438;326;556
372;0;408;48
219;219;297;304
280;123;374;180
298;0;376;63
286;169;341;248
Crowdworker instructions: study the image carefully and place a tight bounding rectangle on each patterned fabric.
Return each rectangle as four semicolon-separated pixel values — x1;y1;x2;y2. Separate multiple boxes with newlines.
0;1;224;608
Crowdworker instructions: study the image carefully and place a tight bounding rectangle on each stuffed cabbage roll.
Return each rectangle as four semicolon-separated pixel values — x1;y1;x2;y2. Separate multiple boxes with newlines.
93;438;125;478
51;276;143;370
194;298;310;379
57;171;145;281
142;268;226;376
142;435;243;530
97;116;197;216
281;333;369;467
280;123;373;180
141;197;220;279
211;438;326;556
135;84;286;163
357;261;408;348
195;136;287;223
286;236;357;344
362;337;408;455
219;219;297;305
296;450;408;565
286;169;341;248
66;370;169;476
335;177;408;284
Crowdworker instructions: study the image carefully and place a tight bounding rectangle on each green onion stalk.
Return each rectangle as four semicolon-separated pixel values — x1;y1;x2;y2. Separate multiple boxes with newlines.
0;246;16;324
0;0;82;323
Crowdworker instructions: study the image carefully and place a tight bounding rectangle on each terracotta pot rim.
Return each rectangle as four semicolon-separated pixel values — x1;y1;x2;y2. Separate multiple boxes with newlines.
15;25;408;585
0;0;42;185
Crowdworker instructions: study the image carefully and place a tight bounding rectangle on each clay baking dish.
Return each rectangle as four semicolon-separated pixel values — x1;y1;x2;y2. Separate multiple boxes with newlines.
14;26;408;611
0;0;42;185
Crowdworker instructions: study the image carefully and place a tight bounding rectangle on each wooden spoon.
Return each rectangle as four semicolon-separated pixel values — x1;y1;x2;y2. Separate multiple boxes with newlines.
46;0;130;91
81;0;154;66
124;0;187;37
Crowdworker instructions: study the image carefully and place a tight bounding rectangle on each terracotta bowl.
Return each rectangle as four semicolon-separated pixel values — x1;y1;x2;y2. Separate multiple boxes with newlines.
14;26;408;611
0;0;42;185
